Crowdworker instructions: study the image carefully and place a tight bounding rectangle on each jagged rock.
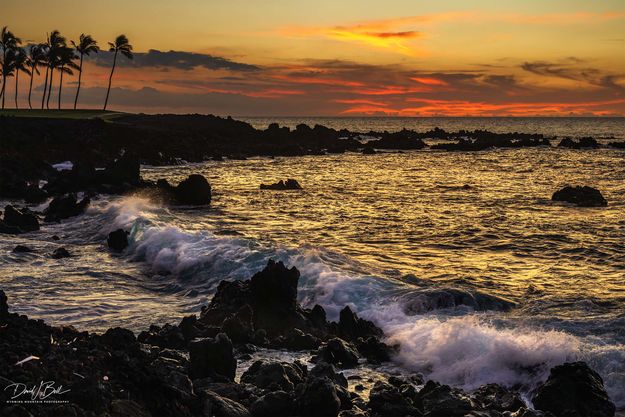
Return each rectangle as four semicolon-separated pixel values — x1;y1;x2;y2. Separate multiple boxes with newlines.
221;305;255;343
107;229;129;252
552;186;607;207
189;333;237;381
23;184;48;204
355;336;392;364
557;137;599;149
99;154;141;186
338;306;383;341
532;362;615;417
317;338;360;368
283;328;321;350
241;360;306;392
368;381;420;416
138;323;186;349
260;179;302;190
416;380;473;417
100;327;138;351
44;194;90;222
51;247;71;259
250;390;294;417
471;384;524;413
296;377;342;417
2;205;39;233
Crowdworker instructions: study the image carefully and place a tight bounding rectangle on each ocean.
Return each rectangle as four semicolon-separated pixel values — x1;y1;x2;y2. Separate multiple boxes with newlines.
1;117;624;409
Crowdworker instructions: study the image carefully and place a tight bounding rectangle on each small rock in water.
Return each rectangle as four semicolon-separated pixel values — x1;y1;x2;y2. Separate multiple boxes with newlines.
2;205;40;233
174;174;212;205
12;245;33;253
44;193;90;222
51;247;71;259
260;178;302;190
552;185;607;207
107;229;129;252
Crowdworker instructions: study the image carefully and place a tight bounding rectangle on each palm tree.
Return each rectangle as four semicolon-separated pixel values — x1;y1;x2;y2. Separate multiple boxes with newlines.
45;30;66;109
12;48;31;109
104;34;132;110
56;46;78;109
0;26;21;109
71;34;99;110
0;50;15;109
27;44;47;109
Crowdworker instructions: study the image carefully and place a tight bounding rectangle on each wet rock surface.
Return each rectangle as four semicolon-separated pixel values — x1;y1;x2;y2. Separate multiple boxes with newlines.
260;178;302;190
107;228;130;252
552;185;608;207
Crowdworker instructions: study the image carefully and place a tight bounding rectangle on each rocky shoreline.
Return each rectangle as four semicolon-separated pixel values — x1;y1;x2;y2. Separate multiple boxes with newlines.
0;259;617;417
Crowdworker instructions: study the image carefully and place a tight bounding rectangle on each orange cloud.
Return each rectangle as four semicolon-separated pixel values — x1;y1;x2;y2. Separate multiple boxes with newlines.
411;77;449;86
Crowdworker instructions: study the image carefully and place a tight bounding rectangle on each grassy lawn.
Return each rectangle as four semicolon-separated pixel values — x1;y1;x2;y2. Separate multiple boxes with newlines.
0;109;127;120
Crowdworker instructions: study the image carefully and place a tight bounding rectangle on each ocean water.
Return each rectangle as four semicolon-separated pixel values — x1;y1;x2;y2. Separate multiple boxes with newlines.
1;117;625;409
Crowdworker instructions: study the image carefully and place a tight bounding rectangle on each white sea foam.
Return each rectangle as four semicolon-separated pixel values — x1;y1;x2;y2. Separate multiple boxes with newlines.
94;196;624;408
52;161;74;171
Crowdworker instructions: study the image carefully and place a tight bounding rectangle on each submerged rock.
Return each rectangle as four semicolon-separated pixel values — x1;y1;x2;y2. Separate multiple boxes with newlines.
260;179;302;190
532;362;615;417
12;245;33;253
51;247;71;259
107;229;129;252
552;186;607;207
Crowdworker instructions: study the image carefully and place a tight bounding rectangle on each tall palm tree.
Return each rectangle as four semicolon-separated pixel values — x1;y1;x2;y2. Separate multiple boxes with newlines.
71;34;99;110
103;34;132;110
12;48;30;109
0;50;16;109
45;30;65;109
56;46;78;109
27;44;47;109
0;26;21;109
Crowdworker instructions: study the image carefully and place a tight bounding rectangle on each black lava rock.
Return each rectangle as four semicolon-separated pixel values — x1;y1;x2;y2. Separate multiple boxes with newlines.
51;247;71;259
532;362;615;417
107;229;129;252
552;186;607;207
260;179;302;190
174;174;212;205
2;205;40;233
44;194;91;222
12;245;33;253
189;333;237;381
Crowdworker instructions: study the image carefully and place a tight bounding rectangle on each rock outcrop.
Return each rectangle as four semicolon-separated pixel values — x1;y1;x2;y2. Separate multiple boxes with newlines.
552;186;607;207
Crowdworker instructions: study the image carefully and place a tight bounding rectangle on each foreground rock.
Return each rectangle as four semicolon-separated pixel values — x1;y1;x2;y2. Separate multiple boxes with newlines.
0;205;40;234
552;186;607;207
533;362;615;417
260;178;302;190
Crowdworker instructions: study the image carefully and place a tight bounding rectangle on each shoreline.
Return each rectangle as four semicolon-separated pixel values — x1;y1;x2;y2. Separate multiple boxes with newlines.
0;260;617;416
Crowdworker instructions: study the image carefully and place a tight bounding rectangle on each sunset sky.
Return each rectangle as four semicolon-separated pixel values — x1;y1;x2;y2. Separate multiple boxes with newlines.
4;0;625;116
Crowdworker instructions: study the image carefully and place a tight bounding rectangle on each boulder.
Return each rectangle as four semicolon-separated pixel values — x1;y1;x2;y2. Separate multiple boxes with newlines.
2;205;39;233
44;194;91;222
368;381;420;416
99;154;141;186
138;323;186;349
355;336;392;364
250;391;294;417
471;384;524;413
296;377;341;417
416;380;473;417
174;174;212;205
107;229;129;252
552;186;607;207
100;327;138;351
241;360;306;392
532;362;615;417
317;338;360;368
51;247;71;259
260;179;302;190
189;333;237;381
338;306;383;341
199;389;251;417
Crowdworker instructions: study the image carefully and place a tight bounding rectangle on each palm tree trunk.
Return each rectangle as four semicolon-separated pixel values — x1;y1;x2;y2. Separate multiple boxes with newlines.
28;65;35;109
1;76;5;109
46;67;54;109
103;49;118;111
58;67;64;110
14;71;19;109
41;66;49;109
74;54;83;110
